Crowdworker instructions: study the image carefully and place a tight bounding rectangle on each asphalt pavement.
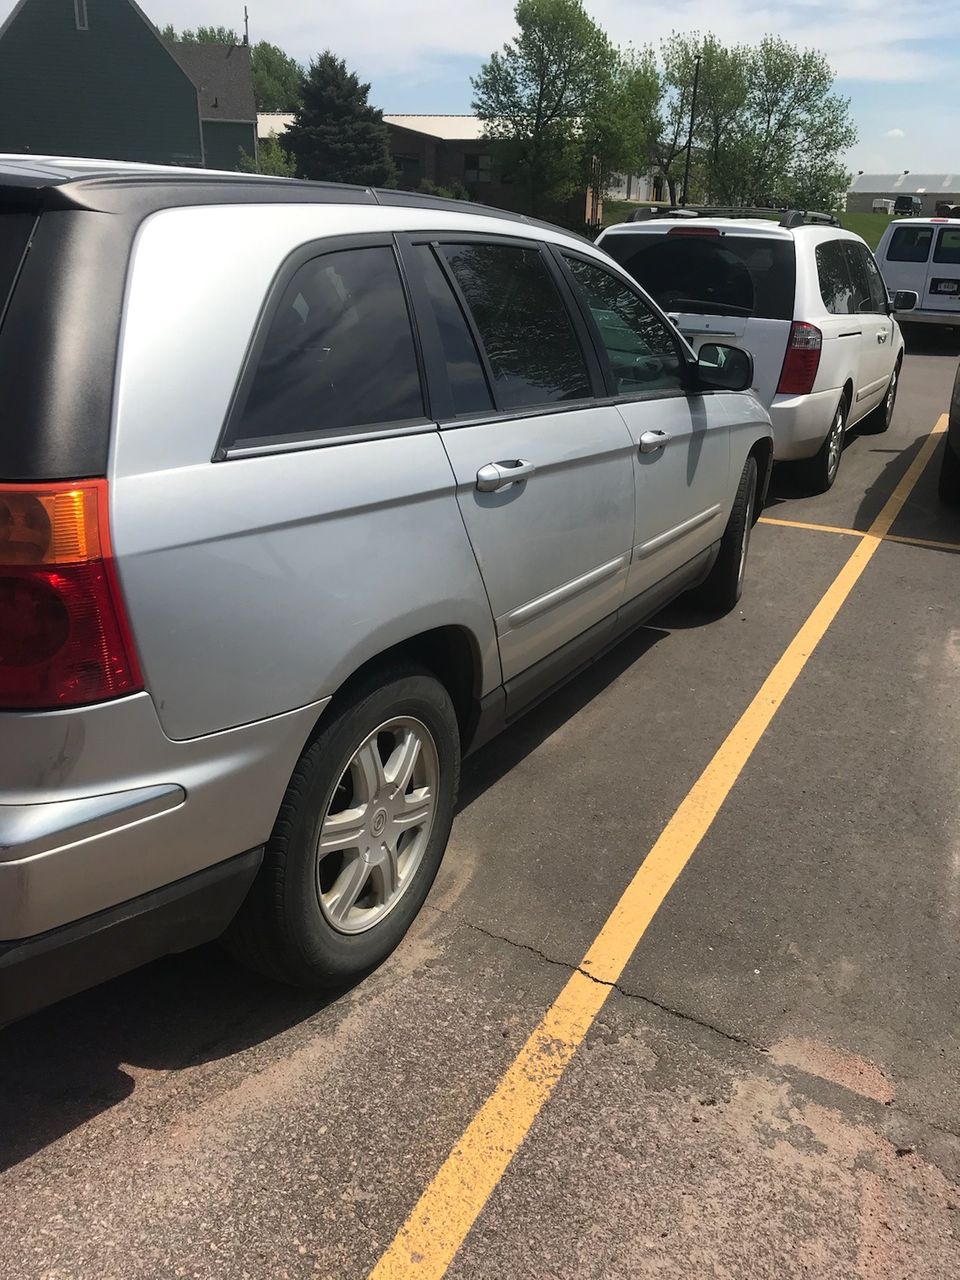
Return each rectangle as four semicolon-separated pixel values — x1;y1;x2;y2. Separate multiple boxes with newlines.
3;330;959;1280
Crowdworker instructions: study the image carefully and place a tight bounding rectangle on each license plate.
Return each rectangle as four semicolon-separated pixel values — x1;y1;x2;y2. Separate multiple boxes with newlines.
932;279;960;294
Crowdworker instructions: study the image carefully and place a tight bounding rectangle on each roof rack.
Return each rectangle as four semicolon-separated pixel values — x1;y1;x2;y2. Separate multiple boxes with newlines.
624;204;840;228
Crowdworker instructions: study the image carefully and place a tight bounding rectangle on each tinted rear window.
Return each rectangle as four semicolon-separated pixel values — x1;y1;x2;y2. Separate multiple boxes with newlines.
885;225;933;263
0;211;36;324
934;228;960;264
603;232;796;320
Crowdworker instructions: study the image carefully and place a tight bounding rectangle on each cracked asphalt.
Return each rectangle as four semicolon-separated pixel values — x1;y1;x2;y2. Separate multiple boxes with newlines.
3;331;960;1279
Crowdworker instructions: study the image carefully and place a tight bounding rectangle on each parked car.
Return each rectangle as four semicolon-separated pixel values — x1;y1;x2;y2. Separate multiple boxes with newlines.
597;211;915;491
876;218;960;331
0;157;772;1022
894;196;924;217
872;199;895;215
939;362;960;502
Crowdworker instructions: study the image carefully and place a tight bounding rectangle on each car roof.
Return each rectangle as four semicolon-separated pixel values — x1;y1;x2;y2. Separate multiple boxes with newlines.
600;217;864;244
0;153;586;241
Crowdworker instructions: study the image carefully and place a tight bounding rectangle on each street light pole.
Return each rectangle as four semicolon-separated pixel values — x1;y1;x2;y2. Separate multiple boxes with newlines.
681;53;702;207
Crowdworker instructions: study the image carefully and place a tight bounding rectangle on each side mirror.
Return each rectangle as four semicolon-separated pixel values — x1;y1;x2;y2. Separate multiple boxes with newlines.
893;289;919;313
696;343;753;393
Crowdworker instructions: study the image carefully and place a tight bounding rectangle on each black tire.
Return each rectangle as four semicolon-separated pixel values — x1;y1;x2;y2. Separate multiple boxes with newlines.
692;455;758;613
939;438;960;504
224;667;460;989
800;396;847;494
862;359;900;434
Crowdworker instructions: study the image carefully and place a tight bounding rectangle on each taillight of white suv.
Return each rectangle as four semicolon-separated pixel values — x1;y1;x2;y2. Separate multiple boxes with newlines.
777;322;822;396
0;480;143;709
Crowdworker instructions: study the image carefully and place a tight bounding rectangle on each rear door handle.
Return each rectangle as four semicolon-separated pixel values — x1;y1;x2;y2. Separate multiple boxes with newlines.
877;331;888;343
476;459;536;492
639;430;669;454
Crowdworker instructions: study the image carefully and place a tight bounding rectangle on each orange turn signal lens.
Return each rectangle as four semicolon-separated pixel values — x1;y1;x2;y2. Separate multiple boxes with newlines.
0;481;105;567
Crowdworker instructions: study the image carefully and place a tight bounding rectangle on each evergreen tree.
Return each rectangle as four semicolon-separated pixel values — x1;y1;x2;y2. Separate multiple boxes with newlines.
284;53;394;186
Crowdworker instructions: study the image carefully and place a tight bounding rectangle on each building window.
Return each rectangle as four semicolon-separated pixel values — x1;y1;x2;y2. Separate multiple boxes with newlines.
464;153;492;184
393;154;421;189
74;0;89;30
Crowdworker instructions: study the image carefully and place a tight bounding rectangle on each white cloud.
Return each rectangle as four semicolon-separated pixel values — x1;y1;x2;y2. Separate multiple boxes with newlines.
23;0;951;87
885;128;906;137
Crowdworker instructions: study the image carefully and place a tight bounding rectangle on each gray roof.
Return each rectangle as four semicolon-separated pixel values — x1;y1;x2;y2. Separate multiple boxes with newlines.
167;42;256;122
849;173;959;194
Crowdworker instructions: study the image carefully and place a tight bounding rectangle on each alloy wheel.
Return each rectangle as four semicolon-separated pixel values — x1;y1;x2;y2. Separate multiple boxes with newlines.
316;717;439;935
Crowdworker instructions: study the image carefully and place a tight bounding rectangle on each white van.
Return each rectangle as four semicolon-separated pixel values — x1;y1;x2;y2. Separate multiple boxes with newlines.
876;218;960;328
598;213;910;491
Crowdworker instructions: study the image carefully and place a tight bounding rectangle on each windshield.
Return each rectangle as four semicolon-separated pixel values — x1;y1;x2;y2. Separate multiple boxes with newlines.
604;232;796;320
0;210;36;325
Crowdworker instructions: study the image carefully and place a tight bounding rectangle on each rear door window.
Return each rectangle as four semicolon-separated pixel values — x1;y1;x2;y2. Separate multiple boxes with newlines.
408;244;493;417
602;232;796;320
885;225;933;263
0;211;36;325
816;241;857;315
229;245;426;449
439;242;592;409
933;228;960;264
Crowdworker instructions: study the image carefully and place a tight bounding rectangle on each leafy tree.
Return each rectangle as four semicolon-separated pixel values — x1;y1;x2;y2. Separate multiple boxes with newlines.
168;25;241;45
471;0;617;217
585;48;660;203
652;33;856;211
239;134;297;177
283;53;394;186
251;42;304;111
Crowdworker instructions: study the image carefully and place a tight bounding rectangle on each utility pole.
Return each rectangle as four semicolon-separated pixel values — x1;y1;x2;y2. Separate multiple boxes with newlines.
680;53;701;207
243;5;250;45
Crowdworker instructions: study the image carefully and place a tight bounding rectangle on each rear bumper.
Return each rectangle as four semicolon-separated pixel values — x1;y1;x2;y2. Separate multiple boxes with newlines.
0;692;328;940
897;308;960;327
0;848;262;1025
767;390;839;461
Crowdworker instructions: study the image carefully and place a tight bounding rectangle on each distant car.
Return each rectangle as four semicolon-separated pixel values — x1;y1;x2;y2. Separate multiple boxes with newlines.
597;212;914;492
872;199;895;215
875;218;960;331
0;156;773;1022
939;362;960;502
894;195;923;217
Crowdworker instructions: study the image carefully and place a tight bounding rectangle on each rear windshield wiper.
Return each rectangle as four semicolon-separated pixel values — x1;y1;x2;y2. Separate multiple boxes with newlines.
662;298;753;317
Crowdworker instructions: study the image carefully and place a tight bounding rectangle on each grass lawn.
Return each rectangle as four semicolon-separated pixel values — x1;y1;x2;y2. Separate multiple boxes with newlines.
601;203;894;250
839;212;894;250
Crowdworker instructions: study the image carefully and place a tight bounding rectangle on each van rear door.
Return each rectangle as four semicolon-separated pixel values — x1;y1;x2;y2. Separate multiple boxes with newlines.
601;226;795;408
877;222;934;298
922;224;960;315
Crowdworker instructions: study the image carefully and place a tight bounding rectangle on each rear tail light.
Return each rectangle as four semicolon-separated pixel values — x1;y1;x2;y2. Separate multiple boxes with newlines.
0;480;143;710
667;226;721;236
777;321;822;395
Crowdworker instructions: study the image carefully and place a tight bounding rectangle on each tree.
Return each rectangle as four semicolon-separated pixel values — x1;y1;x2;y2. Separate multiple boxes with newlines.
652;33;707;205
471;0;619;217
166;25;241;45
239;134;297;177
584;48;660;205
251;42;304;111
283;53;394;186
740;38;856;210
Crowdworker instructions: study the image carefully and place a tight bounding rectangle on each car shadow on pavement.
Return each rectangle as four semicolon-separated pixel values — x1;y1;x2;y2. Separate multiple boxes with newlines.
0;622;671;1173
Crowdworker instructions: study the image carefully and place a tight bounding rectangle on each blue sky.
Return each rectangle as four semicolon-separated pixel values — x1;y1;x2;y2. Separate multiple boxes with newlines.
3;0;958;173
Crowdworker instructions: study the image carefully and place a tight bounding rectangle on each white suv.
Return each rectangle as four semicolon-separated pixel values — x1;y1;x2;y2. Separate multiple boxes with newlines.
598;212;915;491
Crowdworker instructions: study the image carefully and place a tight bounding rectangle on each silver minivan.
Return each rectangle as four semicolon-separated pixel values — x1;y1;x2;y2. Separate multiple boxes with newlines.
0;158;772;1021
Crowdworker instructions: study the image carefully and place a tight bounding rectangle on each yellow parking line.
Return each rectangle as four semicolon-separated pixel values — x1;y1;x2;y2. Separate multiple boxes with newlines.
760;515;862;537
367;415;948;1280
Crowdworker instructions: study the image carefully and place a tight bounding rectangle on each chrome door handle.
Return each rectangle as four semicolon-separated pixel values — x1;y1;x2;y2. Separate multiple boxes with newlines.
476;459;536;493
878;331;888;344
639;430;669;454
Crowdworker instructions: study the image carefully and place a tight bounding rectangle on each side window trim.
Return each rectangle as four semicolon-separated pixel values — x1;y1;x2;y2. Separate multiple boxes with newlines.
215;232;432;461
428;239;504;412
550;245;693;402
